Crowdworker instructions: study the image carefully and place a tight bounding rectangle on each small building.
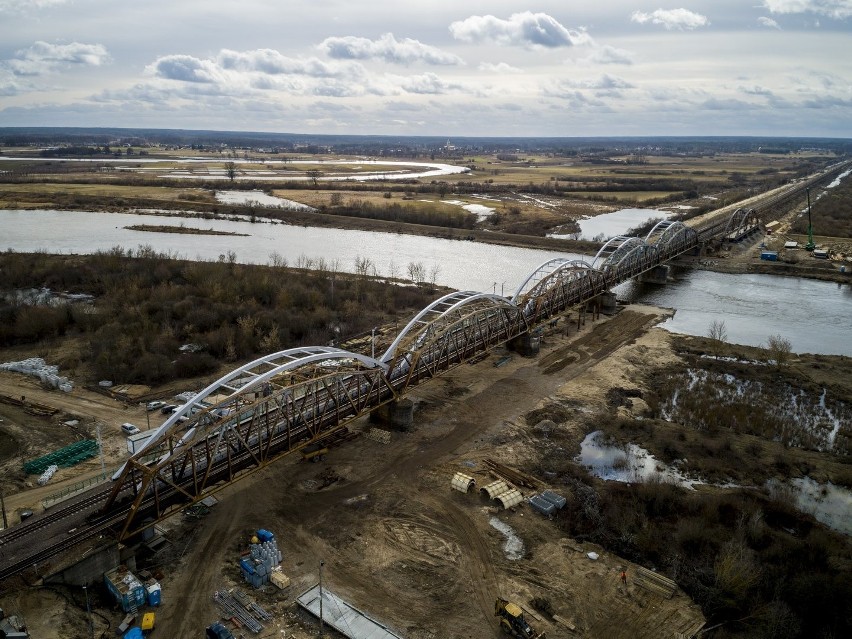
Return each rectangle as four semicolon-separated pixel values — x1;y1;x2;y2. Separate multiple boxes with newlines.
784;241;798;249
104;567;147;613
760;250;778;261
813;249;829;259
126;432;154;455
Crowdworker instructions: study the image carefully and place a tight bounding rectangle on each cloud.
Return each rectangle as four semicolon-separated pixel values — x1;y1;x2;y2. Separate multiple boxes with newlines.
630;8;710;30
0;0;68;14
399;72;462;94
577;44;635;65
701;97;752;110
319;33;462;65
478;62;521;73
762;1;852;19
559;74;635;90
149;49;365;91
5;41;109;76
450;11;592;48
740;85;774;96
217;49;351;78
757;16;782;28
150;55;221;83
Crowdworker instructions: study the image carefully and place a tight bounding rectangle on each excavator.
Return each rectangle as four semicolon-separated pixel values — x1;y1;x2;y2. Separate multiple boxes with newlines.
495;598;546;639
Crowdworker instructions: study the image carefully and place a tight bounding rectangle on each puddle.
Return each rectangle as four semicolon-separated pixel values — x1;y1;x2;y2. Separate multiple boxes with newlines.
215;190;315;211
444;199;495;220
766;478;852;535
550;207;671;242
489;516;525;560
576;430;700;488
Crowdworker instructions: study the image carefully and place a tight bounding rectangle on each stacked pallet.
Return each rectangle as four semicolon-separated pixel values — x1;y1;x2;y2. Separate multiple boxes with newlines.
633;566;678;599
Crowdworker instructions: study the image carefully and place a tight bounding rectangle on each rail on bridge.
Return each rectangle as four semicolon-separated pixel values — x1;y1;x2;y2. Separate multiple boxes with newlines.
102;215;722;538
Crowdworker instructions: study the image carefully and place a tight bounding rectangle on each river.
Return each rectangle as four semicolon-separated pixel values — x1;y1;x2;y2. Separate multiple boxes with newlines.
2;208;850;356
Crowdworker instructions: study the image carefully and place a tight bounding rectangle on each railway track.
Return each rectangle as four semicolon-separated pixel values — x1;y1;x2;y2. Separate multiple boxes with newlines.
0;488;111;548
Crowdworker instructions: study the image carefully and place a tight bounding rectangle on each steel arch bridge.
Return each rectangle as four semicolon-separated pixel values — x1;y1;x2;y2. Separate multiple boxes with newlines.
102;214;725;536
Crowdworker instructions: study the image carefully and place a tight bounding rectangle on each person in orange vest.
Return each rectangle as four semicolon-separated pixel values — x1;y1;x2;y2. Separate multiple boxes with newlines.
620;569;627;585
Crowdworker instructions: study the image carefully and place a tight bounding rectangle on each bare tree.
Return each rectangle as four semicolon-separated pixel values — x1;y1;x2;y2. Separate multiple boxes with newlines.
386;260;400;281
225;161;237;182
766;334;793;367
429;264;440;291
354;255;375;278
268;251;287;268
407;261;426;286
707;319;728;343
306;169;321;187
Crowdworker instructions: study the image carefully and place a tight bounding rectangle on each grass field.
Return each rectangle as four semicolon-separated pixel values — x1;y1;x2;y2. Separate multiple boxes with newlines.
0;147;843;239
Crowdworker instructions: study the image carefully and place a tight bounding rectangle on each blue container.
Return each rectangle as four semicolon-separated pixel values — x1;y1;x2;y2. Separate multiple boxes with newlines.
540;490;567;509
147;585;161;606
256;529;274;543
240;559;254;575
528;495;556;516
125;628;143;639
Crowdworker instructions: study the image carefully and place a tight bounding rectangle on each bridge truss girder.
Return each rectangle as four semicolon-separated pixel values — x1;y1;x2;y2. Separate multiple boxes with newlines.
646;220;699;260
106;217;714;539
107;352;395;538
384;292;529;389
512;258;609;325
722;208;759;240
593;236;656;281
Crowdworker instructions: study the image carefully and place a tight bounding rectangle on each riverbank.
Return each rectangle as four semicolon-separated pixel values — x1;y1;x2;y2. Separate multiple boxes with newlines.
688;254;852;284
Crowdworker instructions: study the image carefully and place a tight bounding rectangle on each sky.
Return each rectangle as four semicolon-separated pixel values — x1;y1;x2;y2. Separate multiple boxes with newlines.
0;0;850;138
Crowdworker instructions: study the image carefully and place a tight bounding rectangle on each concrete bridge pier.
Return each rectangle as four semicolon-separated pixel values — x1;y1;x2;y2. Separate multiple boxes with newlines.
370;398;414;431
638;265;671;285
509;330;541;357
599;291;618;315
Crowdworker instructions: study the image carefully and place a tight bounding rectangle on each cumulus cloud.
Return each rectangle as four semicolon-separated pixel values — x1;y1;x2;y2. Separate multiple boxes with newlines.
218;49;349;78
450;11;592;47
758;16;782;28
150;55;221;83
478;62;521;73
5;41;109;76
630;8;710;30
577;44;635;65
762;1;852;19
319;33;462;65
399;72;461;94
149;49;364;90
559;74;635;90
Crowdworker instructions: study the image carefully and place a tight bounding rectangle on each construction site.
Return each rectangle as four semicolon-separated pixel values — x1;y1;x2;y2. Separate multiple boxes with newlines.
0;303;712;639
0;161;850;639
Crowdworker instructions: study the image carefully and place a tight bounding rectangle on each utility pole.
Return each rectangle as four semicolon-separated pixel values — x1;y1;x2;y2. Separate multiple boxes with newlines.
83;585;93;639
95;422;106;480
319;559;325;634
0;489;8;529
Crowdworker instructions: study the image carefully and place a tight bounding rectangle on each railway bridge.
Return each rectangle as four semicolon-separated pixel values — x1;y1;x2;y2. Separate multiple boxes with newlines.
0;161;847;581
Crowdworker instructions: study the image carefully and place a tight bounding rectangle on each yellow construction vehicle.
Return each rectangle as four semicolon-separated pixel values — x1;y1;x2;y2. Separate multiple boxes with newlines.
495;598;546;639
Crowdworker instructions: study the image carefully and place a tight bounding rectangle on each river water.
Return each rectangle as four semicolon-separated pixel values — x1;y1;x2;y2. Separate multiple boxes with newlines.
1;208;850;355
